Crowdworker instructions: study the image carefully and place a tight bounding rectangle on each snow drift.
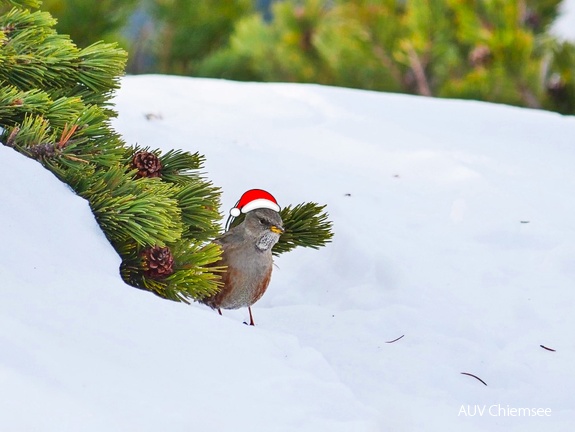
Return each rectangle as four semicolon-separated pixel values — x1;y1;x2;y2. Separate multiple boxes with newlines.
2;74;575;431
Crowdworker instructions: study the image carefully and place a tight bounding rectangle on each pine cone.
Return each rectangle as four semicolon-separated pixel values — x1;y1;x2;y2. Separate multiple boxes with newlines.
142;246;174;279
132;151;162;178
28;142;57;159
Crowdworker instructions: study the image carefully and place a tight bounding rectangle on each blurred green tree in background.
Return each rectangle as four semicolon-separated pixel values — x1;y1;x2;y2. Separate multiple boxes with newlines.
37;0;575;115
41;0;138;47
151;0;254;75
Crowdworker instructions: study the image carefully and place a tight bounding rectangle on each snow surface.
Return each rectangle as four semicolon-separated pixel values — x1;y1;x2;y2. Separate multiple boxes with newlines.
553;0;575;40
2;75;575;431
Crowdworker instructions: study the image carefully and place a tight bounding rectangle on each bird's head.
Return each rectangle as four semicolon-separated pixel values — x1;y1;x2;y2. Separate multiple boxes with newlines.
243;208;284;251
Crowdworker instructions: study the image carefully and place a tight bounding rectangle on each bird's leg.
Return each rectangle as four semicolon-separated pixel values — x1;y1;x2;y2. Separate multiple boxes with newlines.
218;308;222;316
248;307;255;326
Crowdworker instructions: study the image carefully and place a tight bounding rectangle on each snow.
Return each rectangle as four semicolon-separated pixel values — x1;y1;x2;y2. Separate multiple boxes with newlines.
2;75;575;431
553;0;575;40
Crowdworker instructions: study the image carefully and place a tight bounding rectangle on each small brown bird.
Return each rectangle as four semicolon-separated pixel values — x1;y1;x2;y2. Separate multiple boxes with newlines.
202;208;284;325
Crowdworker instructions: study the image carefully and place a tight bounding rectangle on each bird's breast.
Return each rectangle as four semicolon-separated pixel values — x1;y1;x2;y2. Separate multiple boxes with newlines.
216;251;274;309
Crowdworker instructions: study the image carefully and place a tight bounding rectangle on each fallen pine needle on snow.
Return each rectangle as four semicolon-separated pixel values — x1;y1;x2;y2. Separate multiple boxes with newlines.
540;345;556;352
461;372;488;386
385;334;405;344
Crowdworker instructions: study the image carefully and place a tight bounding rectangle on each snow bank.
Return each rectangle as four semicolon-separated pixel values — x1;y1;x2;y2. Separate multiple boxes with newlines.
2;74;575;431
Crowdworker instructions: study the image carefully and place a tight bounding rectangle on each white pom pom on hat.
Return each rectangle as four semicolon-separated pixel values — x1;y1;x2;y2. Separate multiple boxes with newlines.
230;189;280;217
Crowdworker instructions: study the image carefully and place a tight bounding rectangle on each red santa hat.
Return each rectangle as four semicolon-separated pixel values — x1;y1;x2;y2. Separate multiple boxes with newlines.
230;189;280;217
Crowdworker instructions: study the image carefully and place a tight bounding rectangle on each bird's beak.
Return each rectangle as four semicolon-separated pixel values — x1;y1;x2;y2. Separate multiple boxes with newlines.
270;225;284;234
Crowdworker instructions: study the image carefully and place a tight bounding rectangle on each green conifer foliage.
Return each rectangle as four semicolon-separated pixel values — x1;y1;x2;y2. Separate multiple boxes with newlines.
316;0;405;91
541;39;575;114
1;0;334;304
206;0;332;84
151;0;254;75
41;0;138;48
196;0;575;115
275;203;333;256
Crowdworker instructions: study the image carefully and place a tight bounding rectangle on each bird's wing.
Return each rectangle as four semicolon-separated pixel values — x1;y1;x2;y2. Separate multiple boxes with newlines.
214;227;245;249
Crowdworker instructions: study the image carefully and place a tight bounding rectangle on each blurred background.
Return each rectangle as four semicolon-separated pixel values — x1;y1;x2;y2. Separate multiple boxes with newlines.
37;0;575;115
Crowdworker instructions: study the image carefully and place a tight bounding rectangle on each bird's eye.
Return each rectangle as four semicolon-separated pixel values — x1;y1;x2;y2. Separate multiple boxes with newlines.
258;217;268;225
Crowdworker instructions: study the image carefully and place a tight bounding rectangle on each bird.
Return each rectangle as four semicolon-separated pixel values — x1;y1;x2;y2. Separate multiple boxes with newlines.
201;207;284;325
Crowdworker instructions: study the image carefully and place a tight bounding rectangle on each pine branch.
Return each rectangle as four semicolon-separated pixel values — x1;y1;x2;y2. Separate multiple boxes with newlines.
1;0;41;8
159;148;205;176
92;191;183;249
120;241;224;302
0;9;126;107
2;107;124;175
0;86;51;125
1;113;53;150
274;202;333;256
128;146;223;242
75;166;184;248
45;96;84;128
77;41;127;95
0;9;68;89
165;241;224;300
175;181;222;242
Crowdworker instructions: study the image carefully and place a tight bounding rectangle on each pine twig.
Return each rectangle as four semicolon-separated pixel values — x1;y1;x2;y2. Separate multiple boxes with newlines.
273;202;334;256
